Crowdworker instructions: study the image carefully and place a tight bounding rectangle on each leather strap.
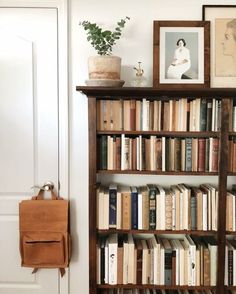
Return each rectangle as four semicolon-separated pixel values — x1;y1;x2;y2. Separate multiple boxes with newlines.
32;268;38;274
32;189;58;200
59;268;66;277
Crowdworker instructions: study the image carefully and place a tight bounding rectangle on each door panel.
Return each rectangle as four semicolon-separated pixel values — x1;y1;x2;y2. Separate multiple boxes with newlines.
0;8;59;294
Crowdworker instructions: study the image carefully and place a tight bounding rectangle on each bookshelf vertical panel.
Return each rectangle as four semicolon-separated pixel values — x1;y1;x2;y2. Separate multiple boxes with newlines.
217;98;230;294
88;97;97;294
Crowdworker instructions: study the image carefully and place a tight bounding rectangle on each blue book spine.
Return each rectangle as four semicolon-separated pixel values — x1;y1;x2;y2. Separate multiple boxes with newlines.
131;188;138;229
109;187;117;228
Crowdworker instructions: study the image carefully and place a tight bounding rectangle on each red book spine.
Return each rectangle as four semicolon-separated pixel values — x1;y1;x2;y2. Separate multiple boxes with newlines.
198;138;206;172
211;138;219;172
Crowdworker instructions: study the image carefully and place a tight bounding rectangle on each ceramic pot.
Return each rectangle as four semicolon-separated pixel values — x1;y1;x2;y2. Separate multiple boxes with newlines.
88;55;121;80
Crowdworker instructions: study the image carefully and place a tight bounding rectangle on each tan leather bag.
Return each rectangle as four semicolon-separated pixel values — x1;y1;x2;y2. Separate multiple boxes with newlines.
19;190;70;276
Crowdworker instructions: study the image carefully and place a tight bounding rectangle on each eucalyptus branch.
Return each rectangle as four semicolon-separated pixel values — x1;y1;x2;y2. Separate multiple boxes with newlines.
80;17;130;55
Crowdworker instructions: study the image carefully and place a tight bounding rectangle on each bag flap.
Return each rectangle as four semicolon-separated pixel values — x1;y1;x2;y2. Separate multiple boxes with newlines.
19;200;69;232
23;232;63;243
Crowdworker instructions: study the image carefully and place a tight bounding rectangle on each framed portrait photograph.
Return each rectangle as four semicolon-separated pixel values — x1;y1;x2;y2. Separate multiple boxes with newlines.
153;21;210;88
203;5;236;87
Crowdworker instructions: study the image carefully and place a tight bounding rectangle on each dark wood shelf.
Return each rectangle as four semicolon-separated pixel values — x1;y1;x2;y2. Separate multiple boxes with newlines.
97;229;217;235
97;131;219;137
77;85;236;98
97;170;219;175
96;284;216;290
226;231;236;235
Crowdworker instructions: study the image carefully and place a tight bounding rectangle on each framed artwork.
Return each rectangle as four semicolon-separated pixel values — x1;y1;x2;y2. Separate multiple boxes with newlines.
203;5;236;87
153;21;210;88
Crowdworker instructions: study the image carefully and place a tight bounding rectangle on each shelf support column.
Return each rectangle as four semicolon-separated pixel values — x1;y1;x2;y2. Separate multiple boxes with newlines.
217;98;230;294
88;97;97;294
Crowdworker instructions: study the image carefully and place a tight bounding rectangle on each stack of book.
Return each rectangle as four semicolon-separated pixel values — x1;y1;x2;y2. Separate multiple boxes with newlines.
97;234;217;287
98;136;219;172
97;184;218;231
97;98;222;132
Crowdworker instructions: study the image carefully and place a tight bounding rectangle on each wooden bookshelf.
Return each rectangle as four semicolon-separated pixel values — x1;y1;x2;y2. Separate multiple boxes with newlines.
77;86;236;294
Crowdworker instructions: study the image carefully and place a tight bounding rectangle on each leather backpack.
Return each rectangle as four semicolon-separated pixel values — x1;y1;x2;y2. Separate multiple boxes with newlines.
19;189;70;276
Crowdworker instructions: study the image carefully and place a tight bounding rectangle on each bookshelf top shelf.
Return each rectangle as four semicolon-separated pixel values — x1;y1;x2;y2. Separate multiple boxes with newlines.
76;86;236;98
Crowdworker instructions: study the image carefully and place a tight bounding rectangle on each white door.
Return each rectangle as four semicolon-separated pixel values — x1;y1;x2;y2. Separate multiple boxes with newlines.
0;8;61;294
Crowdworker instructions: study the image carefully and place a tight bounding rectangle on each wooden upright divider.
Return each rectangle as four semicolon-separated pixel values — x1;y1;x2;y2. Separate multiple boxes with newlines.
217;98;230;294
88;97;97;294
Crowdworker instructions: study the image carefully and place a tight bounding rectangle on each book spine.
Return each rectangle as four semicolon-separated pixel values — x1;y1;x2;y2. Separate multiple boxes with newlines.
164;249;172;285
109;188;117;228
211;138;219;172
190;195;197;230
101;136;107;170
228;249;233;286
200;99;207;131
131;190;138;229
206;102;212;131
185;138;192;171
149;189;156;229
198;138;206;172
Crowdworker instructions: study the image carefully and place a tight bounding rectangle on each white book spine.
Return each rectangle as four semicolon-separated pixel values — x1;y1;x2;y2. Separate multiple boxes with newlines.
172;192;176;230
139;135;142;171
202;192;208;231
138;190;143;229
136;137;140;171
233;106;236;131
121;134;125;170
212;99;216;131
108;242;117;284
162;137;166;172
233;196;236;232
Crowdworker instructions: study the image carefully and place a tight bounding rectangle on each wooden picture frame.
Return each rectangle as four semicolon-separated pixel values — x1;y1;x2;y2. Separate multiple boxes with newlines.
153;21;210;88
203;5;236;87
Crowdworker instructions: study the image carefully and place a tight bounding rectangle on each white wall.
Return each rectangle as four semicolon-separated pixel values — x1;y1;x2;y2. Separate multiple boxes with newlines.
69;0;236;293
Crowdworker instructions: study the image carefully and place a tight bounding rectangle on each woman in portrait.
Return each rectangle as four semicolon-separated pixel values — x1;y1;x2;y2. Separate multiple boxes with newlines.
221;19;236;76
167;38;191;79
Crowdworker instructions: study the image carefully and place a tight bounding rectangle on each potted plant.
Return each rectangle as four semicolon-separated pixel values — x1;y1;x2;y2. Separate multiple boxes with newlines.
80;17;130;86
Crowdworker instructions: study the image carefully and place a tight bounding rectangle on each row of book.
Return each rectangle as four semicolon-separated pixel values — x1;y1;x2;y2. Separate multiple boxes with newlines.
98;135;219;172
97;234;217;286
97;98;222;132
97;184;218;231
99;290;215;294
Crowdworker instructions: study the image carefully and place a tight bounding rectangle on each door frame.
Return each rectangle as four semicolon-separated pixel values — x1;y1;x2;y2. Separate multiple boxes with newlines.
0;1;69;293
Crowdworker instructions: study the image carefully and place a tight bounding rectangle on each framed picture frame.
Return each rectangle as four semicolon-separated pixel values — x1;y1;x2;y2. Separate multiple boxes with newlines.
153;21;210;88
203;5;236;87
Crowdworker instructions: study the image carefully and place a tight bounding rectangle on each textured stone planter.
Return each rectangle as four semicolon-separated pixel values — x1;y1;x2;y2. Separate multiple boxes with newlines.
88;55;121;80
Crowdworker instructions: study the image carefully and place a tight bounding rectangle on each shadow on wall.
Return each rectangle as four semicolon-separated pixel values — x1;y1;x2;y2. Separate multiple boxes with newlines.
70;198;79;262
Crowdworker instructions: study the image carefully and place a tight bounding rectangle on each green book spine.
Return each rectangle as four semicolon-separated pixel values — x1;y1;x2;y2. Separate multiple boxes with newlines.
101;135;107;170
185;138;192;171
